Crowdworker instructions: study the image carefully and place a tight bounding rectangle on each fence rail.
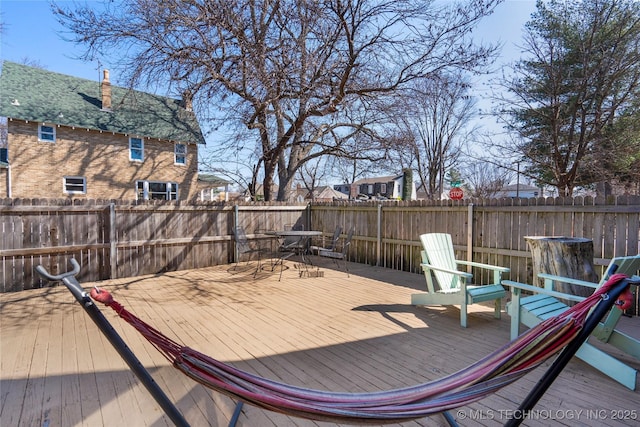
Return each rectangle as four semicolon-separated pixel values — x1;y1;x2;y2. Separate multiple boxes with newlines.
2;197;639;304
0;200;309;291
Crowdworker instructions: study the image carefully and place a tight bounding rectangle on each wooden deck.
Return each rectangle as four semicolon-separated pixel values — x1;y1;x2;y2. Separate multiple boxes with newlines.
1;258;638;427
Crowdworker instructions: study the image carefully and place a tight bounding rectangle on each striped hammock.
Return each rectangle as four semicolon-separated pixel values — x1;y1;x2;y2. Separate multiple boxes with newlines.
90;273;630;424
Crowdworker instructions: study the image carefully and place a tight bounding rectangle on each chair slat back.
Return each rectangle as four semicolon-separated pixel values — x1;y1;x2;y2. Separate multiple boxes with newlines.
342;228;354;255
282;223;304;248
605;255;640;284
420;233;461;292
328;226;343;250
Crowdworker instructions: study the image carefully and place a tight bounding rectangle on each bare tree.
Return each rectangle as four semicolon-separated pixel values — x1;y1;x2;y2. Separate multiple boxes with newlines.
297;157;326;201
461;160;510;198
327;124;394;190
55;0;501;200
390;73;479;199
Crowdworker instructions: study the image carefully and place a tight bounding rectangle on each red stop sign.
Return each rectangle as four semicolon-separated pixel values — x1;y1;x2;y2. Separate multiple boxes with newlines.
449;187;464;200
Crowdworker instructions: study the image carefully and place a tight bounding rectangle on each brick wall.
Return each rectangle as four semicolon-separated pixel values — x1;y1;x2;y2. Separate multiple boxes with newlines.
6;120;198;200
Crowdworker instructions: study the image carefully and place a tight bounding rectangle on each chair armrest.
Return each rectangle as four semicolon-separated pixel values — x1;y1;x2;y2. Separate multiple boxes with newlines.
420;263;473;280
502;280;586;302
503;279;586;339
537;273;599;292
456;260;510;273
456;261;510;284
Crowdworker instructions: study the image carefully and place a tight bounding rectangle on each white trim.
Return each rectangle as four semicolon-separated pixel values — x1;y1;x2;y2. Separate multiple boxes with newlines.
129;137;144;162
136;180;178;200
174;143;186;165
63;176;87;194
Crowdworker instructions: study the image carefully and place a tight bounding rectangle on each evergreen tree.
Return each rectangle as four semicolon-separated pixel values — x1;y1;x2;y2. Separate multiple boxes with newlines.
500;0;640;196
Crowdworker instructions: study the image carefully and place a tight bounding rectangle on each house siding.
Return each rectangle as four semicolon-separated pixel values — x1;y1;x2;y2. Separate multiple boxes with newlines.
356;180;401;199
6;120;198;200
0;169;7;198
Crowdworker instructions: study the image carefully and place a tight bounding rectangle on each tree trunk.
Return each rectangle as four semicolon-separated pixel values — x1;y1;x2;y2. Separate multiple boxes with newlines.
525;236;598;298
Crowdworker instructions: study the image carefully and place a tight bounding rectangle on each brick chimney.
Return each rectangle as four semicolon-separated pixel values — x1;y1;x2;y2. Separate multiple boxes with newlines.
101;69;112;110
182;89;193;112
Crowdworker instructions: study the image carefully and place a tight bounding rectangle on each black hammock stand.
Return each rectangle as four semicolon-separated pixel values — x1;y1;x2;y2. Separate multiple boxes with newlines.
36;260;637;427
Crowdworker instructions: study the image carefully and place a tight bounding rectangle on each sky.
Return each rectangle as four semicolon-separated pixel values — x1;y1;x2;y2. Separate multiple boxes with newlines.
1;0;110;83
0;0;537;76
1;0;538;99
1;0;538;178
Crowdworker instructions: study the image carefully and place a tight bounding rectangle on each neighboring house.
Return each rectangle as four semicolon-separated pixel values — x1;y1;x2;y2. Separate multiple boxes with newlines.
305;185;349;202
0;61;205;200
333;183;351;197
196;173;231;202
242;183;279;201
335;173;417;200
493;183;540;198
415;182;430;200
241;183;349;202
292;184;307;203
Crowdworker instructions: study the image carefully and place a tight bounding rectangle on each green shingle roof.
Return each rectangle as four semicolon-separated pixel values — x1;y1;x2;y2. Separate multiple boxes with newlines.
0;61;205;144
198;173;230;185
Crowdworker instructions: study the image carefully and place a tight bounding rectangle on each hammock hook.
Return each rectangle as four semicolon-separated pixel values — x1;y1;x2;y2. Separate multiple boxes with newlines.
36;259;191;427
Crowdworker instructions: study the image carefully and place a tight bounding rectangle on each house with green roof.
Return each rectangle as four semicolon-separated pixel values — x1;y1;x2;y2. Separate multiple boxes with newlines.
0;61;205;200
196;173;231;201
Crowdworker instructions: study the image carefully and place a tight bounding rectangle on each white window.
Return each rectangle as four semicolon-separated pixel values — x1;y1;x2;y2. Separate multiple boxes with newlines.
175;143;186;165
136;180;178;200
130;137;144;161
64;176;86;194
38;124;56;142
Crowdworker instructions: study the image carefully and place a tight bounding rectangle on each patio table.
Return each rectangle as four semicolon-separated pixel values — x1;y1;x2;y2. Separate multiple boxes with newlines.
267;230;322;278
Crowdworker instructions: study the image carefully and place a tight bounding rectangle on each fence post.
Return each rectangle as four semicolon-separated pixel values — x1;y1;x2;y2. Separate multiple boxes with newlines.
466;203;474;271
109;203;117;279
233;204;239;263
377;203;382;266
49;225;59;277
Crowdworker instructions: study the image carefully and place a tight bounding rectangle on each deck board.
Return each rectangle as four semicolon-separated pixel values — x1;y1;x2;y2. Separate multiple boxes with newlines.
1;258;638;426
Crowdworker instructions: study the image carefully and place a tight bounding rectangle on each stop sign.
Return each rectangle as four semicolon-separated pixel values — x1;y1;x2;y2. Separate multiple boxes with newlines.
449;187;464;200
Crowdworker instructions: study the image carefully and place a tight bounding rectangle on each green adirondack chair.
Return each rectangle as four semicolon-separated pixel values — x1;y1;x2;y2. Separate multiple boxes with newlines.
504;254;640;390
411;233;510;328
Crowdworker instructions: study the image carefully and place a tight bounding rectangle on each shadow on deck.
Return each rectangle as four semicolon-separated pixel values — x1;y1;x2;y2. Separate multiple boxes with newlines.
1;258;638;426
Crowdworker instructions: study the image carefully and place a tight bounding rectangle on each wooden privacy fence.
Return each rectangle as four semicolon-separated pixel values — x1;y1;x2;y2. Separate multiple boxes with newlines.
309;196;640;315
0;199;309;292
1;196;639;297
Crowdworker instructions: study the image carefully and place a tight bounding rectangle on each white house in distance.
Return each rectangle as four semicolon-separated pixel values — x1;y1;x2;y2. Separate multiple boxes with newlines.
494;183;540;198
